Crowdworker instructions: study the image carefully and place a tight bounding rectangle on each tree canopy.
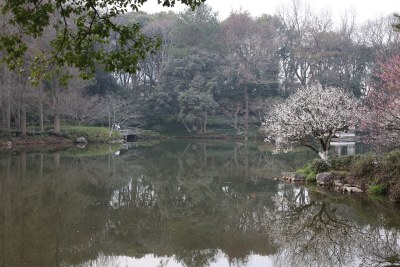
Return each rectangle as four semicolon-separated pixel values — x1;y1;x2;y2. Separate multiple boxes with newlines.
0;0;205;82
0;2;399;139
263;85;360;159
361;55;400;148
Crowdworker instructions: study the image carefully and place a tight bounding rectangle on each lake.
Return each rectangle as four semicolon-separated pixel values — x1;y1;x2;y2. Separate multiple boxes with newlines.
0;140;399;267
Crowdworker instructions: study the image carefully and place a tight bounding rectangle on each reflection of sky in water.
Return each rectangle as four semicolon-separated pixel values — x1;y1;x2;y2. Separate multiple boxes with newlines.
80;253;274;267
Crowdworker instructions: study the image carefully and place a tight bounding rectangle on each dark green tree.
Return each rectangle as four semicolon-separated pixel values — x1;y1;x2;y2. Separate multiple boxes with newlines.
0;0;205;82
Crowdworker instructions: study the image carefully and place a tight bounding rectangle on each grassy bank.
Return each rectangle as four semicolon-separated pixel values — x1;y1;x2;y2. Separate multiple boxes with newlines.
0;123;263;150
297;151;400;202
61;126;122;142
0;126;123;148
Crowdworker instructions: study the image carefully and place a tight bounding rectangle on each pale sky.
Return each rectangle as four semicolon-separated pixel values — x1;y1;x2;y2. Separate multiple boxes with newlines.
140;0;400;23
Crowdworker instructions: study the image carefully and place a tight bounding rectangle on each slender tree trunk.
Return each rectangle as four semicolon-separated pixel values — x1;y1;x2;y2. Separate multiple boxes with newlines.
15;102;20;132
203;110;208;133
234;104;241;133
179;107;191;133
52;80;61;134
244;143;249;180
243;86;249;141
38;87;44;132
108;112;112;138
5;87;11;133
181;117;191;133
20;90;27;136
39;100;44;132
53;114;60;134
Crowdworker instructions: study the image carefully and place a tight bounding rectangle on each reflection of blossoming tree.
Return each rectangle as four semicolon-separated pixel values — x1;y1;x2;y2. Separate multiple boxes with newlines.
359;228;400;267
269;184;400;267
269;185;360;267
361;55;400;148
263;85;360;160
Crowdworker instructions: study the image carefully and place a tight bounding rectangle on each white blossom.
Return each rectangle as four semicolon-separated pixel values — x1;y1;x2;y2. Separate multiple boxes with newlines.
263;85;360;154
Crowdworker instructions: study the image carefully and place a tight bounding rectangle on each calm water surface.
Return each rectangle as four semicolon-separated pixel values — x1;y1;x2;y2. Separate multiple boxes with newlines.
0;141;399;267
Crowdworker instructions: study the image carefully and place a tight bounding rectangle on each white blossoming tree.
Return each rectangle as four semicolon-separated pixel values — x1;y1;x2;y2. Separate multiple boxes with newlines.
263;85;360;160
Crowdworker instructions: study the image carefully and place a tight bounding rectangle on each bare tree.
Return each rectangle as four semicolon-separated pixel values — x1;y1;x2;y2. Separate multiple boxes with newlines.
59;79;106;126
222;11;280;138
106;93;144;135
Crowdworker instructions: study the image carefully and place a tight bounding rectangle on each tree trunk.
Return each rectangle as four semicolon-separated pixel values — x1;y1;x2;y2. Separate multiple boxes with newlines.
5;88;11;133
243;86;249;141
38;87;44;132
203;110;208;133
318;151;329;161
181;117;191;133
53;114;60;133
2;68;11;133
15;102;20;133
20;90;27;136
39;100;44;132
52;79;61;134
318;136;332;161
179;107;191;133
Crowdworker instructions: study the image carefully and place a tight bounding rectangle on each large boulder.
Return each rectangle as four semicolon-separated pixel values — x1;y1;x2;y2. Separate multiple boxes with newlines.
316;172;334;186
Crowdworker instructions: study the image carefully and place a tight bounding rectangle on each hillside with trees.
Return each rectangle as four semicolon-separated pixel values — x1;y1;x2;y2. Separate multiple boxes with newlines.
0;1;399;143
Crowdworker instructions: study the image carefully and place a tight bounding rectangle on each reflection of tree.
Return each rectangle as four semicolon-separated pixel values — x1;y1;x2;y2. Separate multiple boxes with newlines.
270;183;400;267
270;185;361;267
105;141;282;266
0;150;121;267
359;228;400;267
174;249;218;267
2;142;400;267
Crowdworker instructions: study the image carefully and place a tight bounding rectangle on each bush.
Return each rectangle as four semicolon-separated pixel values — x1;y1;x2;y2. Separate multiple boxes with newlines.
297;159;330;182
349;154;375;179
330;155;357;171
381;151;400;178
309;158;330;173
297;164;317;182
389;181;400;202
368;184;387;195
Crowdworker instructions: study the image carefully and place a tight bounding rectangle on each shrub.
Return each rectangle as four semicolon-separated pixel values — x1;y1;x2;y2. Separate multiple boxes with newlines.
330;155;357;171
389;181;400;202
297;165;317;182
350;154;375;179
309;158;330;173
381;151;400;178
368;184;387;195
297;159;330;182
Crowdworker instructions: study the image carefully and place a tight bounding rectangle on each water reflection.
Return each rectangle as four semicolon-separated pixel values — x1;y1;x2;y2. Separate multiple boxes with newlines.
0;141;399;267
272;183;400;267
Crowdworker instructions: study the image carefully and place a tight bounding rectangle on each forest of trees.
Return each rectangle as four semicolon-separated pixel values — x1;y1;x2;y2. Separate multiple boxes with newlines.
1;1;399;138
